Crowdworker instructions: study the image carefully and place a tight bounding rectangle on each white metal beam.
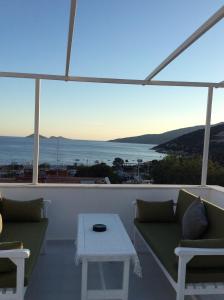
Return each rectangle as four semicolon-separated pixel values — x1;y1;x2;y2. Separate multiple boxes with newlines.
0;72;65;81
0;71;220;88
215;80;224;88
70;76;217;88
65;0;77;77
145;6;224;81
201;87;213;186
32;79;41;185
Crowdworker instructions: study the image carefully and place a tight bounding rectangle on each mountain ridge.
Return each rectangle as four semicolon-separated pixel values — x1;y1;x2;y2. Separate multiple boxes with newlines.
153;122;224;164
109;125;206;144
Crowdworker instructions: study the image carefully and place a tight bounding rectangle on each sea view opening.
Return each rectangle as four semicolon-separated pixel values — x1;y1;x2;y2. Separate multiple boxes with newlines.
0;81;223;185
0;3;224;186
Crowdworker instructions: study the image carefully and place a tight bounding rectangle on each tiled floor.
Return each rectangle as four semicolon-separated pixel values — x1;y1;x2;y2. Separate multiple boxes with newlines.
25;241;223;300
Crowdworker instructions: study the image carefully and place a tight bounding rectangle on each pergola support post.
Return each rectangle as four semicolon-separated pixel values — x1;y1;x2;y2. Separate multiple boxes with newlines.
32;79;41;184
65;0;77;77
201;87;213;186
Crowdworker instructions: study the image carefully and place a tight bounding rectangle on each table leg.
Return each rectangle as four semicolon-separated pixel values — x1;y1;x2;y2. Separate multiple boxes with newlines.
81;259;88;300
122;259;130;300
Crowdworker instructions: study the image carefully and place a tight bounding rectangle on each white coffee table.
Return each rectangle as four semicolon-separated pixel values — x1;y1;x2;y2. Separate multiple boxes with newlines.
76;213;139;300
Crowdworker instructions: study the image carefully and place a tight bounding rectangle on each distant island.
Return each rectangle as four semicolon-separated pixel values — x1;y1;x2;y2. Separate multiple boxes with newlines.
26;134;47;139
26;134;71;140
109;125;206;145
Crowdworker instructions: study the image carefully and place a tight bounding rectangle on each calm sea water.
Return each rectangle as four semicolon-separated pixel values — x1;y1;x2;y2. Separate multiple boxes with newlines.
0;136;165;166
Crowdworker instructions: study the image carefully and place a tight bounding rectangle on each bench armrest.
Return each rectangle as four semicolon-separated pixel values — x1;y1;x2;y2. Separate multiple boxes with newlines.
175;246;224;257
0;249;30;259
175;246;224;293
0;249;30;297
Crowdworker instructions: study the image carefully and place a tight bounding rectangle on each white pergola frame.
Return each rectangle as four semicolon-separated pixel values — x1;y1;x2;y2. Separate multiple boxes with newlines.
0;2;224;185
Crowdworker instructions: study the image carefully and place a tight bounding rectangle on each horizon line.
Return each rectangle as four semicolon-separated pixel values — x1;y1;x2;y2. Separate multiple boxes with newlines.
0;121;223;141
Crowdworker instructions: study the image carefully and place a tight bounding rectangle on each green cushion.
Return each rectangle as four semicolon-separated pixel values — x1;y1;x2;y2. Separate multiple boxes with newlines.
180;239;224;268
202;200;224;238
0;214;2;234
175;189;198;223
0;241;23;273
175;190;224;238
0;219;48;288
182;199;208;239
135;219;224;283
134;219;181;282
136;199;175;222
1;198;43;222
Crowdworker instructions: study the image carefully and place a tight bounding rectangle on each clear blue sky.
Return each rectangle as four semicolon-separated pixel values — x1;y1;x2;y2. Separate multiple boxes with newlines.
0;0;223;140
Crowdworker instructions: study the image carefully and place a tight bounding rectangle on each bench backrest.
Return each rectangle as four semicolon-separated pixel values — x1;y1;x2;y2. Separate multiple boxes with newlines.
176;189;224;238
175;189;198;222
203;199;224;238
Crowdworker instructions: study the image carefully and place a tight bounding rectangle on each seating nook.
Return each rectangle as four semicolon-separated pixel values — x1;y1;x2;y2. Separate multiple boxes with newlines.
134;189;224;300
0;196;50;300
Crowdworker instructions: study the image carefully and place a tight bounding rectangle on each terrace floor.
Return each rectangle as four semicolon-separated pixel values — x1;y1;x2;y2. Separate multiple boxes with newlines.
25;241;222;300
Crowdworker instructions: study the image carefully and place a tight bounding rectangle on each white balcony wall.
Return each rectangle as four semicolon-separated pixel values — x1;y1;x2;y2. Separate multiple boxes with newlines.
0;184;216;240
208;186;224;207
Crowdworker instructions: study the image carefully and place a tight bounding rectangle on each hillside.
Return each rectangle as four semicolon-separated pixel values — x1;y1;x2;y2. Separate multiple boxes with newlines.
153;123;224;164
109;125;205;144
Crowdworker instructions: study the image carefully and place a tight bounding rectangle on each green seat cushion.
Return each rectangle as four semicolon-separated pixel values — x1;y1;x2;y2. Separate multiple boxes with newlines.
175;189;198;223
1;198;43;222
0;241;23;273
180;239;224;268
136;199;175;222
0;219;48;288
134;219;181;282
135;219;224;283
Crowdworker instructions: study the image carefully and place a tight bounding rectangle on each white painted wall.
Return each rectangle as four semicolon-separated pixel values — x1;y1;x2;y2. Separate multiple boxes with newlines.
0;184;214;240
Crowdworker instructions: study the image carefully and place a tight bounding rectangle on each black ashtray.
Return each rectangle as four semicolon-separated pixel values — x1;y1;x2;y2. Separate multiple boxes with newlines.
93;224;107;232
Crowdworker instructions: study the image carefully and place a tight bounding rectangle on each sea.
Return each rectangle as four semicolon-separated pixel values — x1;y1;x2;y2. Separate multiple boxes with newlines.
0;136;165;166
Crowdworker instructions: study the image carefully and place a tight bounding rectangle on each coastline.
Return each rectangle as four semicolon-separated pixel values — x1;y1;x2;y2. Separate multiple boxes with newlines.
0;136;165;166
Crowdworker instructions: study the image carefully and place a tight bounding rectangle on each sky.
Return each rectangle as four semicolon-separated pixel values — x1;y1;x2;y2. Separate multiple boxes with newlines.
0;0;223;140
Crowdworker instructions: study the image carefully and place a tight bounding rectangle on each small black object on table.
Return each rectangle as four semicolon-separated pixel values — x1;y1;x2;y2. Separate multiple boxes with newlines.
92;224;107;232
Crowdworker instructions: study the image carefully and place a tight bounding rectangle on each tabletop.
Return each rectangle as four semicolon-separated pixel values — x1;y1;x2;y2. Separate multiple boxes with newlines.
76;213;137;260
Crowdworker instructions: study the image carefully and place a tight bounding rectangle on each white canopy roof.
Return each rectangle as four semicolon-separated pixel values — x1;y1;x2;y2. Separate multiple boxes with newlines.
0;3;223;88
